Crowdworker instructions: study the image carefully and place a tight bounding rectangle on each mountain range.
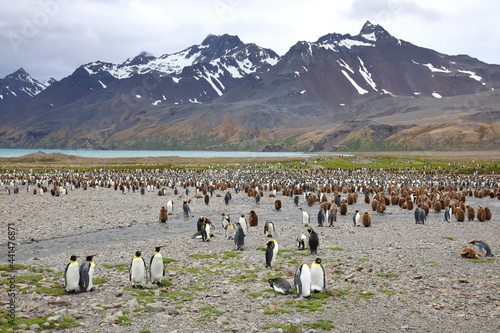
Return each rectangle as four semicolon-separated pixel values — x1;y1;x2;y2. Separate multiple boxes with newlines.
1;21;499;152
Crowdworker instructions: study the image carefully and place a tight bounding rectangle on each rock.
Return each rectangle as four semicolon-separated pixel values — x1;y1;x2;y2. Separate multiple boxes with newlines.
127;298;139;309
458;278;468;283
18;324;27;330
30;323;40;331
47;314;63;322
168;309;180;316
145;302;164;312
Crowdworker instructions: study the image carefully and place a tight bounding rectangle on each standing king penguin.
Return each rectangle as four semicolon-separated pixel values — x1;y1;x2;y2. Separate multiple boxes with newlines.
310;258;326;293
150;246;165;284
353;210;361;227
225;221;235;239
64;255;80;293
234;222;245;250
307;227;319;254
299;208;310;227
79;255;96;292
294;263;311;298
265;239;279;268
129;251;147;288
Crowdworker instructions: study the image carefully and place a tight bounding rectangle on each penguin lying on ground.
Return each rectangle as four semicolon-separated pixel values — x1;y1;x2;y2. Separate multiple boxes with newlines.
268;278;292;295
469;240;494;257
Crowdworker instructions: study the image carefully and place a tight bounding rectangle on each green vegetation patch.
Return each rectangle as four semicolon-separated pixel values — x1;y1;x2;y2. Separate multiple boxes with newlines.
0;314;78;331
188;253;218;260
303;319;335;330
467;259;493;263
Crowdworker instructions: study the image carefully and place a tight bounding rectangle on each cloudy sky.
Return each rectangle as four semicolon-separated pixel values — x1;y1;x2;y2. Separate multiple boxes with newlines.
1;0;499;81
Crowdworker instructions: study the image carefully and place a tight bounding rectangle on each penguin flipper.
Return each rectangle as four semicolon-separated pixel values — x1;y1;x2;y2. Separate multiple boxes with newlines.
294;265;302;297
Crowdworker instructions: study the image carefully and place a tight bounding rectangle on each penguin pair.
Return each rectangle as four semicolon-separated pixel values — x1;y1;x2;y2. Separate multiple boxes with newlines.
64;255;96;293
129;247;165;288
234;222;245;250
294;258;326;297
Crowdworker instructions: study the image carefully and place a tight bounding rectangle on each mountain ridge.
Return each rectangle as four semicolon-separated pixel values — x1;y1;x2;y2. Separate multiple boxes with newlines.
1;21;499;151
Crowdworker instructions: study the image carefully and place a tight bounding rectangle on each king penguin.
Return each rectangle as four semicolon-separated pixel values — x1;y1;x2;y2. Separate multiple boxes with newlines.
296;233;307;250
239;214;248;235
469;240;494;257
299;208;310;227
64;255;80;293
129;251;147;288
264;221;275;237
225;221;235;239
310;258;326;293
268;277;292;295
150;246;165;284
265;239;279;268
234;222;245;251
79;255;96;292
201;219;212;242
294;263;311;298
308;227;319;254
166;200;173;215
444;205;451;223
353;210;361;227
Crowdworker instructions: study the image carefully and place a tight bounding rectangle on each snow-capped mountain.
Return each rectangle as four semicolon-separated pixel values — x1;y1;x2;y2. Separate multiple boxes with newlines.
1;22;500;151
0;68;55;115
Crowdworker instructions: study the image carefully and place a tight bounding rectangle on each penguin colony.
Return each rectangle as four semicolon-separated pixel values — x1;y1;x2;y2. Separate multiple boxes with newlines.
4;167;496;296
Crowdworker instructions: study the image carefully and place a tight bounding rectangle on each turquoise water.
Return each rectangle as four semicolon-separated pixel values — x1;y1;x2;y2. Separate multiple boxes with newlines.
0;148;315;158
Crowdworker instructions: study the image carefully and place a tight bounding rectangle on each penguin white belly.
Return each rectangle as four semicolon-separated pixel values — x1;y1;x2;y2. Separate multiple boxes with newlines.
86;263;95;291
150;255;164;282
310;265;324;292
131;259;146;284
296;264;311;297
65;263;80;292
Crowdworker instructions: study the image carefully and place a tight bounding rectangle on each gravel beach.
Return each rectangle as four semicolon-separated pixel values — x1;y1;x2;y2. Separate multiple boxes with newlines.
1;166;499;332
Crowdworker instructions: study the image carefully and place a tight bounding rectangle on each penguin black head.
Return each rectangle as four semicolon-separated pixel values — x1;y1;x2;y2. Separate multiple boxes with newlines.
69;255;79;261
307;227;313;233
154;246;164;252
315;258;322;264
135;251;142;257
241;214;245;217
84;255;95;261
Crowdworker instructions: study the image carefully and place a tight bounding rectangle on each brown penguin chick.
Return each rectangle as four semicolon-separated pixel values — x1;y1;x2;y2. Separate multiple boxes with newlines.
460;247;483;259
339;200;348;215
248;210;259;227
362;211;371;227
455;207;465;222
274;199;282;211
159;206;168;223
